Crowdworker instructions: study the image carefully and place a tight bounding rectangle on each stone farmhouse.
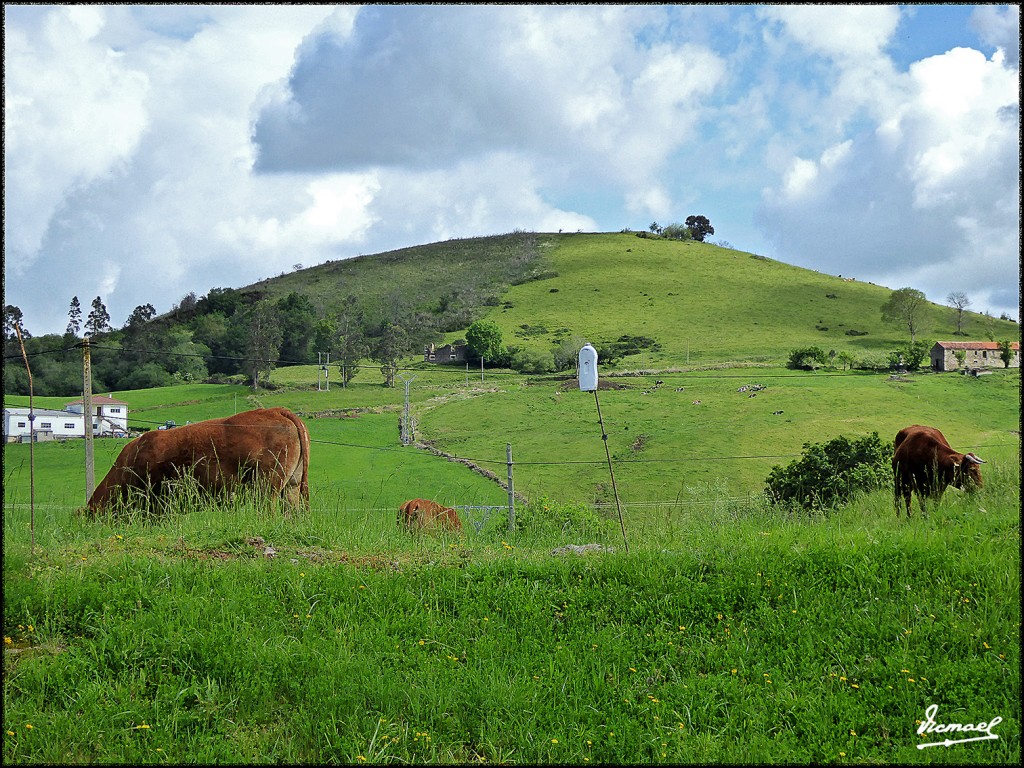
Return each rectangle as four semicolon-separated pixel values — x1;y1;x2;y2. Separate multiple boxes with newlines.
930;341;1020;372
3;395;129;443
424;342;467;364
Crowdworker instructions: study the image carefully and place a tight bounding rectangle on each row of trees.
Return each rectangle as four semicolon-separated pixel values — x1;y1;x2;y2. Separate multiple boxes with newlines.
788;338;1016;372
644;215;715;242
883;287;1016;341
3;287;448;396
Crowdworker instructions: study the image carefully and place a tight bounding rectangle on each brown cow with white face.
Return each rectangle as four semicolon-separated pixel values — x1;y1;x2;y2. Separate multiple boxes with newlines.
892;425;984;517
398;498;462;532
88;407;310;514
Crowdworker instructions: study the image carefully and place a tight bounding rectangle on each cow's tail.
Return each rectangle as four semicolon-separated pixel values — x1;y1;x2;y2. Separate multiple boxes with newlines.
277;408;311;504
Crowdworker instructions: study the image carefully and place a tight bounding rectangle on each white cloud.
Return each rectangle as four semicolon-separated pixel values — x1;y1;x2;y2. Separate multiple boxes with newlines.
758;5;901;61
215;172;381;253
758;40;1019;318
3;6;149;262
971;4;1020;66
253;6;725;198
4;5;1019;335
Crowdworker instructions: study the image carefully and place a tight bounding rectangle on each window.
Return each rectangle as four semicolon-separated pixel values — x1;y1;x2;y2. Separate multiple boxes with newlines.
109;407;122;414
64;423;75;430
17;421;26;428
40;422;52;429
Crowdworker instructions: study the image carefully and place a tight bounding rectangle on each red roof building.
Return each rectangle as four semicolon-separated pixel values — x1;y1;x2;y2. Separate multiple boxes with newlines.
930;341;1020;371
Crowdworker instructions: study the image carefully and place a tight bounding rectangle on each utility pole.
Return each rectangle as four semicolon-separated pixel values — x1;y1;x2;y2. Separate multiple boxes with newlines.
398;373;416;445
83;337;95;502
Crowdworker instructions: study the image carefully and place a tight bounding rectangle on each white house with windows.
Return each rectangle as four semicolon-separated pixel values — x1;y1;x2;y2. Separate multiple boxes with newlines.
63;395;129;435
3;395;129;443
3;408;84;442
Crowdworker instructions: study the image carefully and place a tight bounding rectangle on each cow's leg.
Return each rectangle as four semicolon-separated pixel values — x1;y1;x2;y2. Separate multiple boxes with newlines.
894;470;913;518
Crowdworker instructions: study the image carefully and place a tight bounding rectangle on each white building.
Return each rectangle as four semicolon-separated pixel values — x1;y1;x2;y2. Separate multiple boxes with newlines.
3;408;84;442
3;395;129;443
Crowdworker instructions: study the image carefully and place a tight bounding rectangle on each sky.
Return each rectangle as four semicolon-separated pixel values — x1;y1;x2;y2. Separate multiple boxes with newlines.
3;4;1020;337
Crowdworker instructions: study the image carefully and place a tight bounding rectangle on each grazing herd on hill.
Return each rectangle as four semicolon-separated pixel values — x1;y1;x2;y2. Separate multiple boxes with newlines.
85;408;984;524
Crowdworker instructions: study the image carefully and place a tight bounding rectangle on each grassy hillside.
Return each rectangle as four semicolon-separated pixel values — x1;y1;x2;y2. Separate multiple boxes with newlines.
238;231;547;328
478;233;1017;368
237;231;1017;370
4;233;1020;765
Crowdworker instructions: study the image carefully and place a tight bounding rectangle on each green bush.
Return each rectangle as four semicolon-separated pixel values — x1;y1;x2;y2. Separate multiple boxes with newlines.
508;347;555;374
787;346;828;370
595;334;661;365
887;340;931;370
765;432;891;511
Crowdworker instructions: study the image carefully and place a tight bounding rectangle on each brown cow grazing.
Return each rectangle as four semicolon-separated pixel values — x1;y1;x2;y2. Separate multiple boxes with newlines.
88;407;310;514
398;498;462;532
892;425;984;517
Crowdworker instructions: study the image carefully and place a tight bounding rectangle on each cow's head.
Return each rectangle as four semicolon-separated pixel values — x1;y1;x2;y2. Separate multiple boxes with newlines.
952;452;985;490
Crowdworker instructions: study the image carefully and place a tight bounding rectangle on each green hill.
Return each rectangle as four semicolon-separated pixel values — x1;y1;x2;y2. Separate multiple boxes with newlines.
5;232;1019;506
241;231;1016;370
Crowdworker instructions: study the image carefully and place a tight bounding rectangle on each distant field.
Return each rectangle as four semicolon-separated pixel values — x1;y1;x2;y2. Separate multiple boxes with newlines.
4;357;1020;765
5;366;1018;508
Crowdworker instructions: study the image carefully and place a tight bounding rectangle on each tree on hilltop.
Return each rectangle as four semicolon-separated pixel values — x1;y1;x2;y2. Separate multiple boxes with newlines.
661;222;690;240
685;215;715;242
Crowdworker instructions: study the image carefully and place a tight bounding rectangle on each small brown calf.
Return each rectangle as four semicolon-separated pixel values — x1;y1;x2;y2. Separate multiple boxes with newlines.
398;498;462;532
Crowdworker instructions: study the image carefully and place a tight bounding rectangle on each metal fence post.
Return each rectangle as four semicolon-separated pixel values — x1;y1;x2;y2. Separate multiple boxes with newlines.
507;443;515;532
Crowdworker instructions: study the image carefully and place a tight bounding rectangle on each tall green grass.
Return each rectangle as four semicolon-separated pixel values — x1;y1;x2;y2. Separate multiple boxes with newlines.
3;456;1019;764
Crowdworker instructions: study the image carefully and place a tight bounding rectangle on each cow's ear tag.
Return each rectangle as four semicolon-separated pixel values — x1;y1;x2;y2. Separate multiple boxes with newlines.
579;344;598;392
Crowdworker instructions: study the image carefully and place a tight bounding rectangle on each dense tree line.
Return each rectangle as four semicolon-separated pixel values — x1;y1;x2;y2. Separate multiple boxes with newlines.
3;282;455;396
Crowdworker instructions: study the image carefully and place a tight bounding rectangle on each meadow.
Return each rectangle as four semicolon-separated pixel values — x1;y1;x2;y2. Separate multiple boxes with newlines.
3;369;1020;764
3;232;1020;763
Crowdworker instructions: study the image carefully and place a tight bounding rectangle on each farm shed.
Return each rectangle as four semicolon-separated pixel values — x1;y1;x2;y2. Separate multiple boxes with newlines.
930;341;1020;371
424;342;467;363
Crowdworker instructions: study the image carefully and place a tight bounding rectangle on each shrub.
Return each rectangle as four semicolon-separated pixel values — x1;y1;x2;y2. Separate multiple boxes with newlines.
765;432;891;511
887;340;930;371
509;347;555;374
595;335;661;365
787;346;828;370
